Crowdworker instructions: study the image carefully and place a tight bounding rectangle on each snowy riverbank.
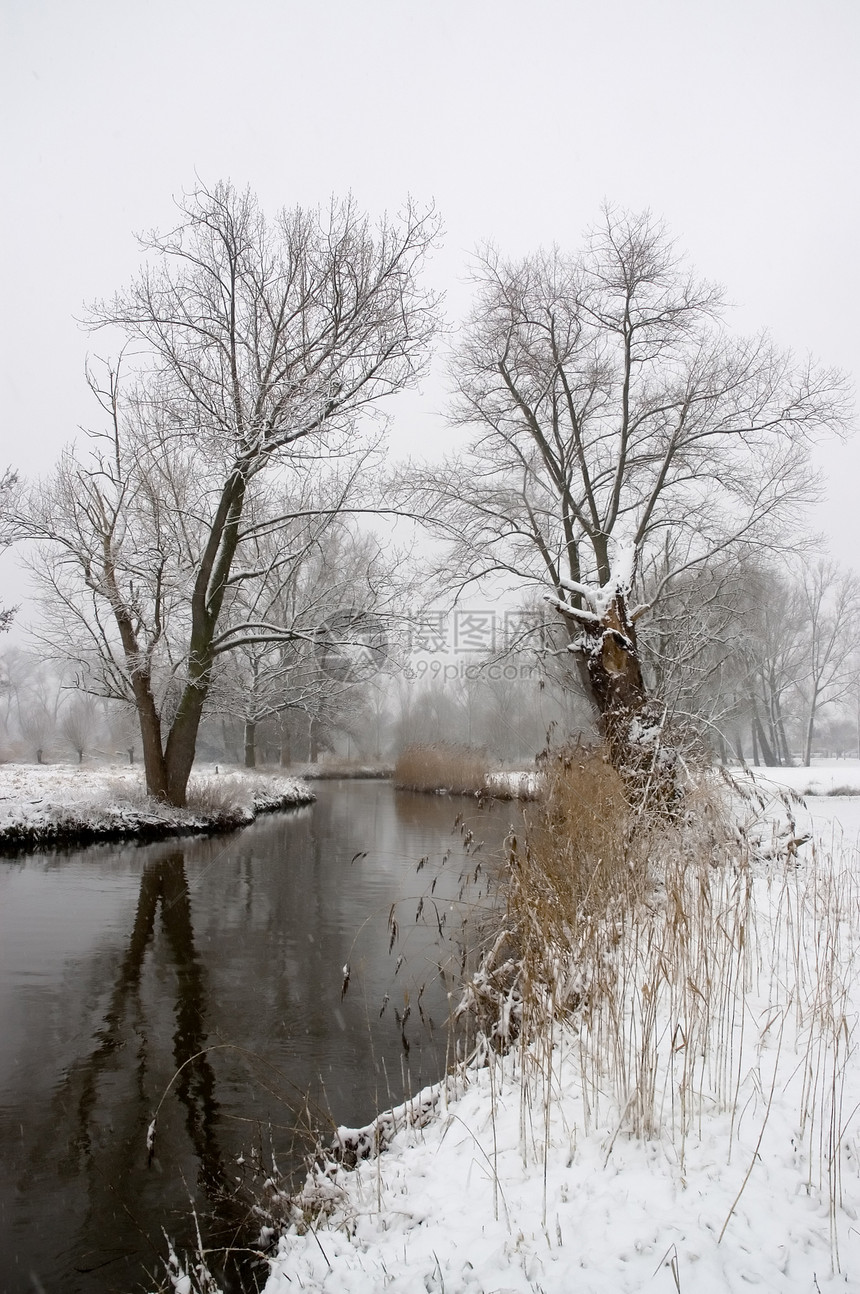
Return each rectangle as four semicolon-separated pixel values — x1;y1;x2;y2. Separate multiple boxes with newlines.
0;762;314;850
263;769;860;1294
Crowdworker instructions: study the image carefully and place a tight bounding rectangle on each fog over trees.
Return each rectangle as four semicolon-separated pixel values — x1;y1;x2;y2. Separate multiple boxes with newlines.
5;191;858;782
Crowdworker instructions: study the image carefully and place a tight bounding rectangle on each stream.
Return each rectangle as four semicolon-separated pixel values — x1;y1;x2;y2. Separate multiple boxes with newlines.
0;779;519;1293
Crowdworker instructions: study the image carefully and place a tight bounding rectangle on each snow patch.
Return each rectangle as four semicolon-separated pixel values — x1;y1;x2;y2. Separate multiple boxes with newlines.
0;762;314;849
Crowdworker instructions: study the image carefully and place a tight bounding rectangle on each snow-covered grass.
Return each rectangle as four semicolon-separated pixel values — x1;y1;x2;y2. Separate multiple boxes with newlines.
264;757;860;1293
0;761;314;849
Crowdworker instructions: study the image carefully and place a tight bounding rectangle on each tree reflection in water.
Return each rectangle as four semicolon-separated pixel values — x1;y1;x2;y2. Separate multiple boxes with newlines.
31;847;254;1292
2;782;516;1294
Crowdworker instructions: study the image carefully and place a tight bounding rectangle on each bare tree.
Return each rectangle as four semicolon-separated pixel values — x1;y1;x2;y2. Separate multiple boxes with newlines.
794;560;860;765
11;654;63;763
213;525;394;767
400;208;851;772
60;695;100;764
21;183;440;804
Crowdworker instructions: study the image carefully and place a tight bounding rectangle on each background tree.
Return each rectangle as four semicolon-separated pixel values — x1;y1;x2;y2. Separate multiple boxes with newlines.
401;208;851;771
735;564;804;766
60;694;100;764
794;559;860;765
209;510;397;768
8;652;64;764
22;183;440;804
634;550;753;757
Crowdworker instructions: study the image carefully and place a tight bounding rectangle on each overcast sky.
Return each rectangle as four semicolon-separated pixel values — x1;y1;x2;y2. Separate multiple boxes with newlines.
2;0;858;609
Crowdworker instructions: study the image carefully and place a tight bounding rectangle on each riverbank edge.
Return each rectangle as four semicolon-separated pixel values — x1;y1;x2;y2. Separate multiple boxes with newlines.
392;769;540;800
0;766;315;853
287;763;393;780
263;768;860;1294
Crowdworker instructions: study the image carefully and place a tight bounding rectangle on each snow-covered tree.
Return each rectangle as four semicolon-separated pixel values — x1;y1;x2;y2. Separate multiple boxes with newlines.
20;183;440;804
401;208;851;772
60;694;101;764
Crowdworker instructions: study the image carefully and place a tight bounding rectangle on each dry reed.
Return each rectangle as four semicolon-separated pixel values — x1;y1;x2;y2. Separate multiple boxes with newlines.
393;744;490;796
455;746;860;1272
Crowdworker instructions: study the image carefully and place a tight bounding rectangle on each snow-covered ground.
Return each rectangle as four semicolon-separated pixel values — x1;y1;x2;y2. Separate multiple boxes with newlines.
739;759;860;857
487;769;541;799
0;761;314;848
746;758;860;798
264;763;860;1294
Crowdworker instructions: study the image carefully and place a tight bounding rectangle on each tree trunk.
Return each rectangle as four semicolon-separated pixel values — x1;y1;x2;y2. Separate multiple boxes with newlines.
774;698;792;766
137;694;169;800
751;705;779;767
158;466;248;806
803;703;817;767
279;713;291;766
244;720;257;768
163;683;208;808
309;716;321;763
579;592;651;772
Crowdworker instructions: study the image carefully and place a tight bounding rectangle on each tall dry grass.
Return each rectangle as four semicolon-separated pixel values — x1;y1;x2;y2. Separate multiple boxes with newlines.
458;748;859;1268
394;743;490;796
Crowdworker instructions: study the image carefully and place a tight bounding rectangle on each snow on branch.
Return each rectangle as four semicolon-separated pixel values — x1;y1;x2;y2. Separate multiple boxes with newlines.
551;539;638;621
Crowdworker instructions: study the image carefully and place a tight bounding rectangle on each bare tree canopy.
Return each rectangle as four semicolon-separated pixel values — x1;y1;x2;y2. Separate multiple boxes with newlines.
400;207;853;769
21;182;442;804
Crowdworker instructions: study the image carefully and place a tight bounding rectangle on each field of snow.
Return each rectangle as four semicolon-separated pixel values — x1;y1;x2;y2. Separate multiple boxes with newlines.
749;758;860;798
0;761;314;848
264;765;860;1294
738;760;860;856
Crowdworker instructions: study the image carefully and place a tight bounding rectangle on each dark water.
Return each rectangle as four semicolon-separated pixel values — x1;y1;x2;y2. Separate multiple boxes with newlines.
0;780;517;1294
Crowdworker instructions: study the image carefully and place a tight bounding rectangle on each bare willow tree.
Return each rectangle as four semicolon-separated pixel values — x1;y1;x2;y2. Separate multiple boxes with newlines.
23;183;441;804
401;207;851;769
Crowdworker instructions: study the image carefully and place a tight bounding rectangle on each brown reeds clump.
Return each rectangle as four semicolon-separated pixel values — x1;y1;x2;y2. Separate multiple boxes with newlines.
463;745;761;1146
456;747;654;1055
393;743;490;796
520;748;650;928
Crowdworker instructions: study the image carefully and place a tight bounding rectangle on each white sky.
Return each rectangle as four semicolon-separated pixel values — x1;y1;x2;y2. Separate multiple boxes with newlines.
1;0;858;609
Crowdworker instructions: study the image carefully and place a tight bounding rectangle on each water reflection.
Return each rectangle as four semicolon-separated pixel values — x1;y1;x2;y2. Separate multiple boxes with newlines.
0;782;517;1293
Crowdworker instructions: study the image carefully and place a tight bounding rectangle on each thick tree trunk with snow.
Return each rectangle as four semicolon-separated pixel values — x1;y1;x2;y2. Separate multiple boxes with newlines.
580;595;651;768
548;544;664;779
